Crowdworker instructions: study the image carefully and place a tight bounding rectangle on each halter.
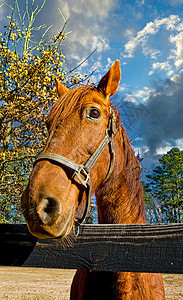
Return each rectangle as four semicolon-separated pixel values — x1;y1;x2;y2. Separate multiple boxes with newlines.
34;107;116;229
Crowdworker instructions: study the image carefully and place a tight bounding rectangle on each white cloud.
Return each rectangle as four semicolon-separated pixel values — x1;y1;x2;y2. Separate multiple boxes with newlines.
43;0;118;66
148;62;172;76
175;138;183;149
123;94;137;103
156;144;173;155
118;84;127;93
105;57;115;70
123;14;183;78
63;0;117;21
156;140;183;155
124;39;138;58
142;46;161;59
123;86;155;103
167;70;174;77
171;69;183;83
123;15;181;58
135;88;153;101
169;32;183;68
91;35;109;52
124;27;136;38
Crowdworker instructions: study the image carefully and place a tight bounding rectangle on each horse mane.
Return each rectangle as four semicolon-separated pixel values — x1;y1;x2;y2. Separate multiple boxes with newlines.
96;109;146;224
46;85;95;134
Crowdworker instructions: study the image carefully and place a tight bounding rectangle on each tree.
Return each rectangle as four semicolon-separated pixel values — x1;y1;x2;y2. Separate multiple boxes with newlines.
145;148;183;223
0;0;85;223
85;197;97;224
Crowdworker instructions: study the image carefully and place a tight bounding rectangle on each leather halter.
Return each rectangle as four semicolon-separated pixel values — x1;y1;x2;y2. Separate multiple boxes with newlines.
34;108;116;228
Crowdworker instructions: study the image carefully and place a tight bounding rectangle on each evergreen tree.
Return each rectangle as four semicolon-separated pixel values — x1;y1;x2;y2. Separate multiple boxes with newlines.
145;148;183;223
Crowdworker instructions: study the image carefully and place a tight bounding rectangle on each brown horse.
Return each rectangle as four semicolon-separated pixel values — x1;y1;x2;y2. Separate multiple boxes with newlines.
21;61;165;299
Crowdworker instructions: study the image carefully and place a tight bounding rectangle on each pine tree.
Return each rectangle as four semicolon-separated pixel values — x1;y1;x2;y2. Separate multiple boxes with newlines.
146;148;183;223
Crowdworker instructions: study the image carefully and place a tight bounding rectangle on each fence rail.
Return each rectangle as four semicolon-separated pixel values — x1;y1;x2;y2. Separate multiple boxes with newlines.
0;223;183;274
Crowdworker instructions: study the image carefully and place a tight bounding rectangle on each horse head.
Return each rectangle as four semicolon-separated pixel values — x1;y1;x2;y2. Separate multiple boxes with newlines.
21;61;121;238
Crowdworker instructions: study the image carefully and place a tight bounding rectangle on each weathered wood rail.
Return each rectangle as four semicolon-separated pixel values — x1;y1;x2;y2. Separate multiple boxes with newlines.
0;223;183;274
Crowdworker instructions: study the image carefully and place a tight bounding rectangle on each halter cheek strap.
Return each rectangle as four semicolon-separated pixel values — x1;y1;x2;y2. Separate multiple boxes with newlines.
34;108;116;227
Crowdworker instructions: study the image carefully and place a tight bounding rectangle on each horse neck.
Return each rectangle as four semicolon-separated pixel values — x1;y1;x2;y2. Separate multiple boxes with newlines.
96;126;146;225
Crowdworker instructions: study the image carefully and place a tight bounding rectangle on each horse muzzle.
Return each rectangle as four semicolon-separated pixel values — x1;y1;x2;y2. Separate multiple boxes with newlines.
21;188;75;239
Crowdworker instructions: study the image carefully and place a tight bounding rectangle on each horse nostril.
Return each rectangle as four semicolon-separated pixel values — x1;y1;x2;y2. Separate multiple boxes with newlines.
43;198;56;214
37;197;61;226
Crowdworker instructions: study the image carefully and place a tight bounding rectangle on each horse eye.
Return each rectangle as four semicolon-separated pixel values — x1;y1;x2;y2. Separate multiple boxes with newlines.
88;108;101;120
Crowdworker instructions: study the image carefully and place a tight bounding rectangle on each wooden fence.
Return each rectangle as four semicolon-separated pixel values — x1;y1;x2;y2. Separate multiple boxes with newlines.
0;223;183;274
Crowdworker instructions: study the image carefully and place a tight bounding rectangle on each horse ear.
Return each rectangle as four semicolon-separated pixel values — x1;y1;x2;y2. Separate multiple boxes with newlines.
97;60;121;101
55;78;69;97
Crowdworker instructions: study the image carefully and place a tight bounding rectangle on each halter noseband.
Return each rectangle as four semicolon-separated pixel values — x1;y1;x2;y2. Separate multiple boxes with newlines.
34;108;116;228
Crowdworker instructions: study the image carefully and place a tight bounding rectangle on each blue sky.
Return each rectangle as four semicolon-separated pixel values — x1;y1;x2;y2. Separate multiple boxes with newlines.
1;0;183;176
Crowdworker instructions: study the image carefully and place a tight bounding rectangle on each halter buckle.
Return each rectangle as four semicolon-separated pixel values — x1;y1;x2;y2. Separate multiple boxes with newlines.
75;165;90;188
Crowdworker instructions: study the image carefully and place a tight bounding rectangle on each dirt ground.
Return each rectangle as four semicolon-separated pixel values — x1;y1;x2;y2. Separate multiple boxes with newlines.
0;267;182;300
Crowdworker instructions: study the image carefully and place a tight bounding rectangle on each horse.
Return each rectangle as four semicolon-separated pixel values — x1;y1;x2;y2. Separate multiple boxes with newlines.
21;60;165;299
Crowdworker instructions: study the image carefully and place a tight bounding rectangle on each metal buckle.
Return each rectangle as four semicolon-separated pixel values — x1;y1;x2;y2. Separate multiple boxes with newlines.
73;223;80;237
75;165;90;188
